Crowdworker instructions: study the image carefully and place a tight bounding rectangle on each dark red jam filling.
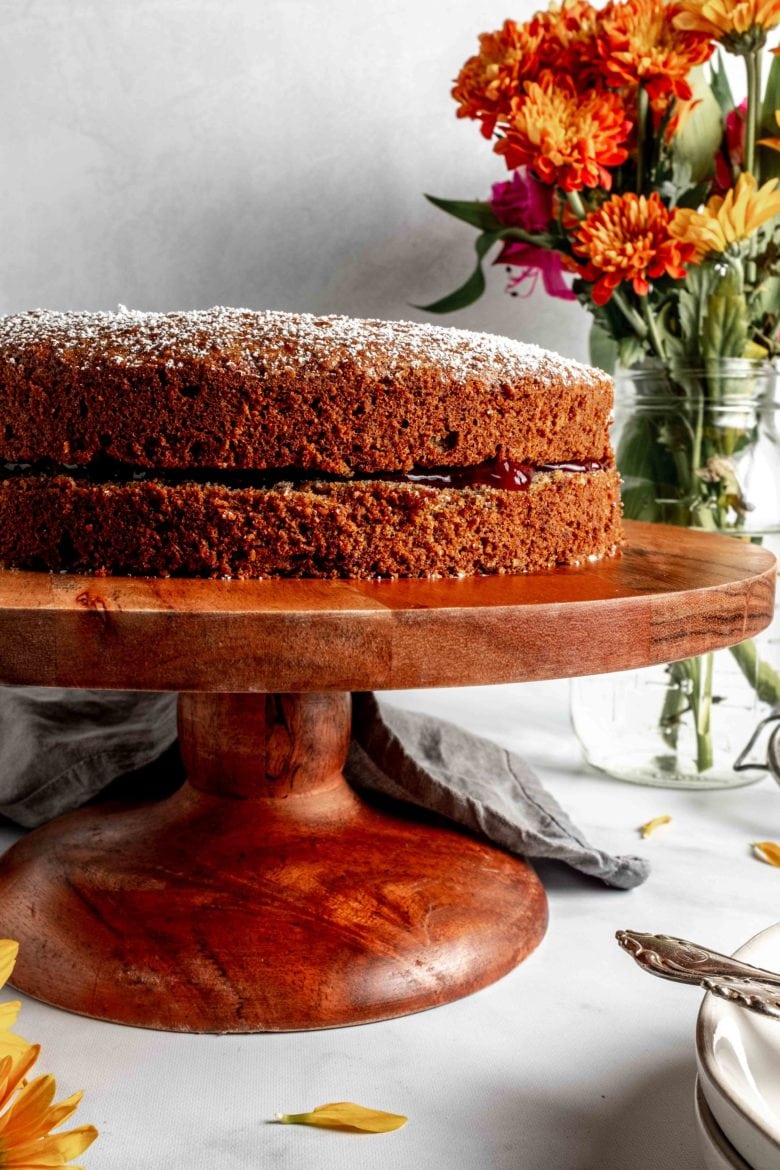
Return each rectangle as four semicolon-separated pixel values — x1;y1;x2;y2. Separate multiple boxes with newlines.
391;458;605;490
2;455;606;490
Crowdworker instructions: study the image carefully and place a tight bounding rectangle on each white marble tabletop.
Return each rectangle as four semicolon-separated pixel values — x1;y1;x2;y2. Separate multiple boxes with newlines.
1;678;777;1170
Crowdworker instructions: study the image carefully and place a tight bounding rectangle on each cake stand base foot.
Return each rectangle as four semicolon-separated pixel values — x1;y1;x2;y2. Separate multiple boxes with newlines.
0;691;547;1032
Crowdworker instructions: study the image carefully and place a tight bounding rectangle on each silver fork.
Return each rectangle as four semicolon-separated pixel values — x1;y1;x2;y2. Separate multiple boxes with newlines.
616;930;780;1021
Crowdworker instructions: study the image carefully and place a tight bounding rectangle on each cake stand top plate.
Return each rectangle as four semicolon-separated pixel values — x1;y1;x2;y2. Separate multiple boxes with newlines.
0;520;774;693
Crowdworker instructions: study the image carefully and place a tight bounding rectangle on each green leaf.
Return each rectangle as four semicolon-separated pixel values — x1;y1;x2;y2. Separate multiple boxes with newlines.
588;321;618;375
424;194;503;233
702;295;748;358
616;412;667;522
709;51;735;117
758;55;780;182
752;273;780;316
760;53;780;136
677;265;716;364
671;67;722;184
616;334;647;369
758;142;780;184
416;231;503;313
701;269;748;359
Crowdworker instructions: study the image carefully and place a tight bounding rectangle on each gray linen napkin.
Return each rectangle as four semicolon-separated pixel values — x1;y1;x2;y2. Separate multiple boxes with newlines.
0;687;649;889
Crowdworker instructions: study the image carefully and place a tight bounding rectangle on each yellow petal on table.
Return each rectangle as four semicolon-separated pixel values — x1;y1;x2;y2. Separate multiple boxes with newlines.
640;815;672;838
752;841;780;866
276;1102;408;1133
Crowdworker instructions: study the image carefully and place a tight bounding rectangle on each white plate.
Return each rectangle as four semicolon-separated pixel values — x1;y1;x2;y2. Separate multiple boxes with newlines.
697;922;780;1170
695;1078;753;1170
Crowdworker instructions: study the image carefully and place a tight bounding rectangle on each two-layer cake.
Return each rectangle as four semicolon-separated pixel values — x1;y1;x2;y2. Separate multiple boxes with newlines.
0;308;622;578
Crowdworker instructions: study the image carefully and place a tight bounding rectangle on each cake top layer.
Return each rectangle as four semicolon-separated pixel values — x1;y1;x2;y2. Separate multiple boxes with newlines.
0;307;614;474
0;306;606;391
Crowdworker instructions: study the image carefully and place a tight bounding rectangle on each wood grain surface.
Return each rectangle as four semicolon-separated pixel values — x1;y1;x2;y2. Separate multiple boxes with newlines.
0;691;548;1032
0;523;774;1031
0;521;773;692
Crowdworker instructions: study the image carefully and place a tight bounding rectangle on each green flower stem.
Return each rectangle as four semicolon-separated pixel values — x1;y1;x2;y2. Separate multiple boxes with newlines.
501;227;553;249
660;663;689;749
640;296;667;362
612;289;648;338
745;49;760;178
695;653;715;772
729;637;780;705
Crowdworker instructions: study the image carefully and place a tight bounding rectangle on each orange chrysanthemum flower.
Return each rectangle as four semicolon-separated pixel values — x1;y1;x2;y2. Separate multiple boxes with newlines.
674;0;780;48
495;72;631;190
572;192;695;303
599;0;714;116
531;0;605;86
452;20;543;138
671;172;780;257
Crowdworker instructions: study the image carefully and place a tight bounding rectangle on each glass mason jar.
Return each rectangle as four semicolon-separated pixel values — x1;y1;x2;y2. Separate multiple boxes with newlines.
571;360;780;788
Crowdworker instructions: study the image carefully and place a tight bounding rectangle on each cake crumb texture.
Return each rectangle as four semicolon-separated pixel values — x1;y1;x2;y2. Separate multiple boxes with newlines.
0;468;622;579
0;308;614;475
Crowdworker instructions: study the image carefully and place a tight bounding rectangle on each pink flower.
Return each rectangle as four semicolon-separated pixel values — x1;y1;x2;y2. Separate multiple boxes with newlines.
489;170;576;301
490;168;552;231
727;100;747;163
715;100;747;194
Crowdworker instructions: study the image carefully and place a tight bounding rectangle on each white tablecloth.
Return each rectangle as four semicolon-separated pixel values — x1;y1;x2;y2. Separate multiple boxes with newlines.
2;678;777;1170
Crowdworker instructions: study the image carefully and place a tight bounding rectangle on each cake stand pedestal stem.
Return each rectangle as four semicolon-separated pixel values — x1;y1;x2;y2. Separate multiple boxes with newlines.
0;689;548;1032
178;690;352;799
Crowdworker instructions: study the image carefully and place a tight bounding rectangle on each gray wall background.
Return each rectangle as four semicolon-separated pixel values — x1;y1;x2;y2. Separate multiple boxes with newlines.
1;0;591;360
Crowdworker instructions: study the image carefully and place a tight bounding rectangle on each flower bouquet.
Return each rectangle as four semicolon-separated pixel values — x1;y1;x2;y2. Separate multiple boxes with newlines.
423;0;780;779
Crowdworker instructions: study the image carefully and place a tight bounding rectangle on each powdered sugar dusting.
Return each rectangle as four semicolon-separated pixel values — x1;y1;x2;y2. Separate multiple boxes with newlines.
0;307;608;390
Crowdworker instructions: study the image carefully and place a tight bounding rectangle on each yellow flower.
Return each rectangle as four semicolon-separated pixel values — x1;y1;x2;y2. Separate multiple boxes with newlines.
0;1060;98;1168
0;941;98;1168
674;0;780;51
0;943;20;1033
670;172;780;256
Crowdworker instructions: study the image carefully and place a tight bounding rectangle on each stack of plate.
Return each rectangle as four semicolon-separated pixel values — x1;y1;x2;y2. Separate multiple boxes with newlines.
695;923;780;1169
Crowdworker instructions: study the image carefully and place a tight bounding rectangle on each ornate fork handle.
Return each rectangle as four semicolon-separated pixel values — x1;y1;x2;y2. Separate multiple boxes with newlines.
616;930;780;1021
702;977;780;1021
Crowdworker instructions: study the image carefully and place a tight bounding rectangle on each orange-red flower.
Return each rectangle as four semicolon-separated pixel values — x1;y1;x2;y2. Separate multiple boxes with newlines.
531;0;605;86
452;20;543;138
674;0;780;48
495;72;631;190
572;192;695;303
599;0;714;116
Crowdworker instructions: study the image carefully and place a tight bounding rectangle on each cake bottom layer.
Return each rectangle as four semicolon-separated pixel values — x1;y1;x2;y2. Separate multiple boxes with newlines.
0;469;623;578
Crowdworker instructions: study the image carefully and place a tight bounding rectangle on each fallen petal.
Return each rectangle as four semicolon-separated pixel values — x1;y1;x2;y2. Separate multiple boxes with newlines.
640;815;672;839
276;1102;408;1133
752;841;780;866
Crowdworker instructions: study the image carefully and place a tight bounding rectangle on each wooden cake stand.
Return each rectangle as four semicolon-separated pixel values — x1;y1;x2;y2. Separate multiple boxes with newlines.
0;520;773;1033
